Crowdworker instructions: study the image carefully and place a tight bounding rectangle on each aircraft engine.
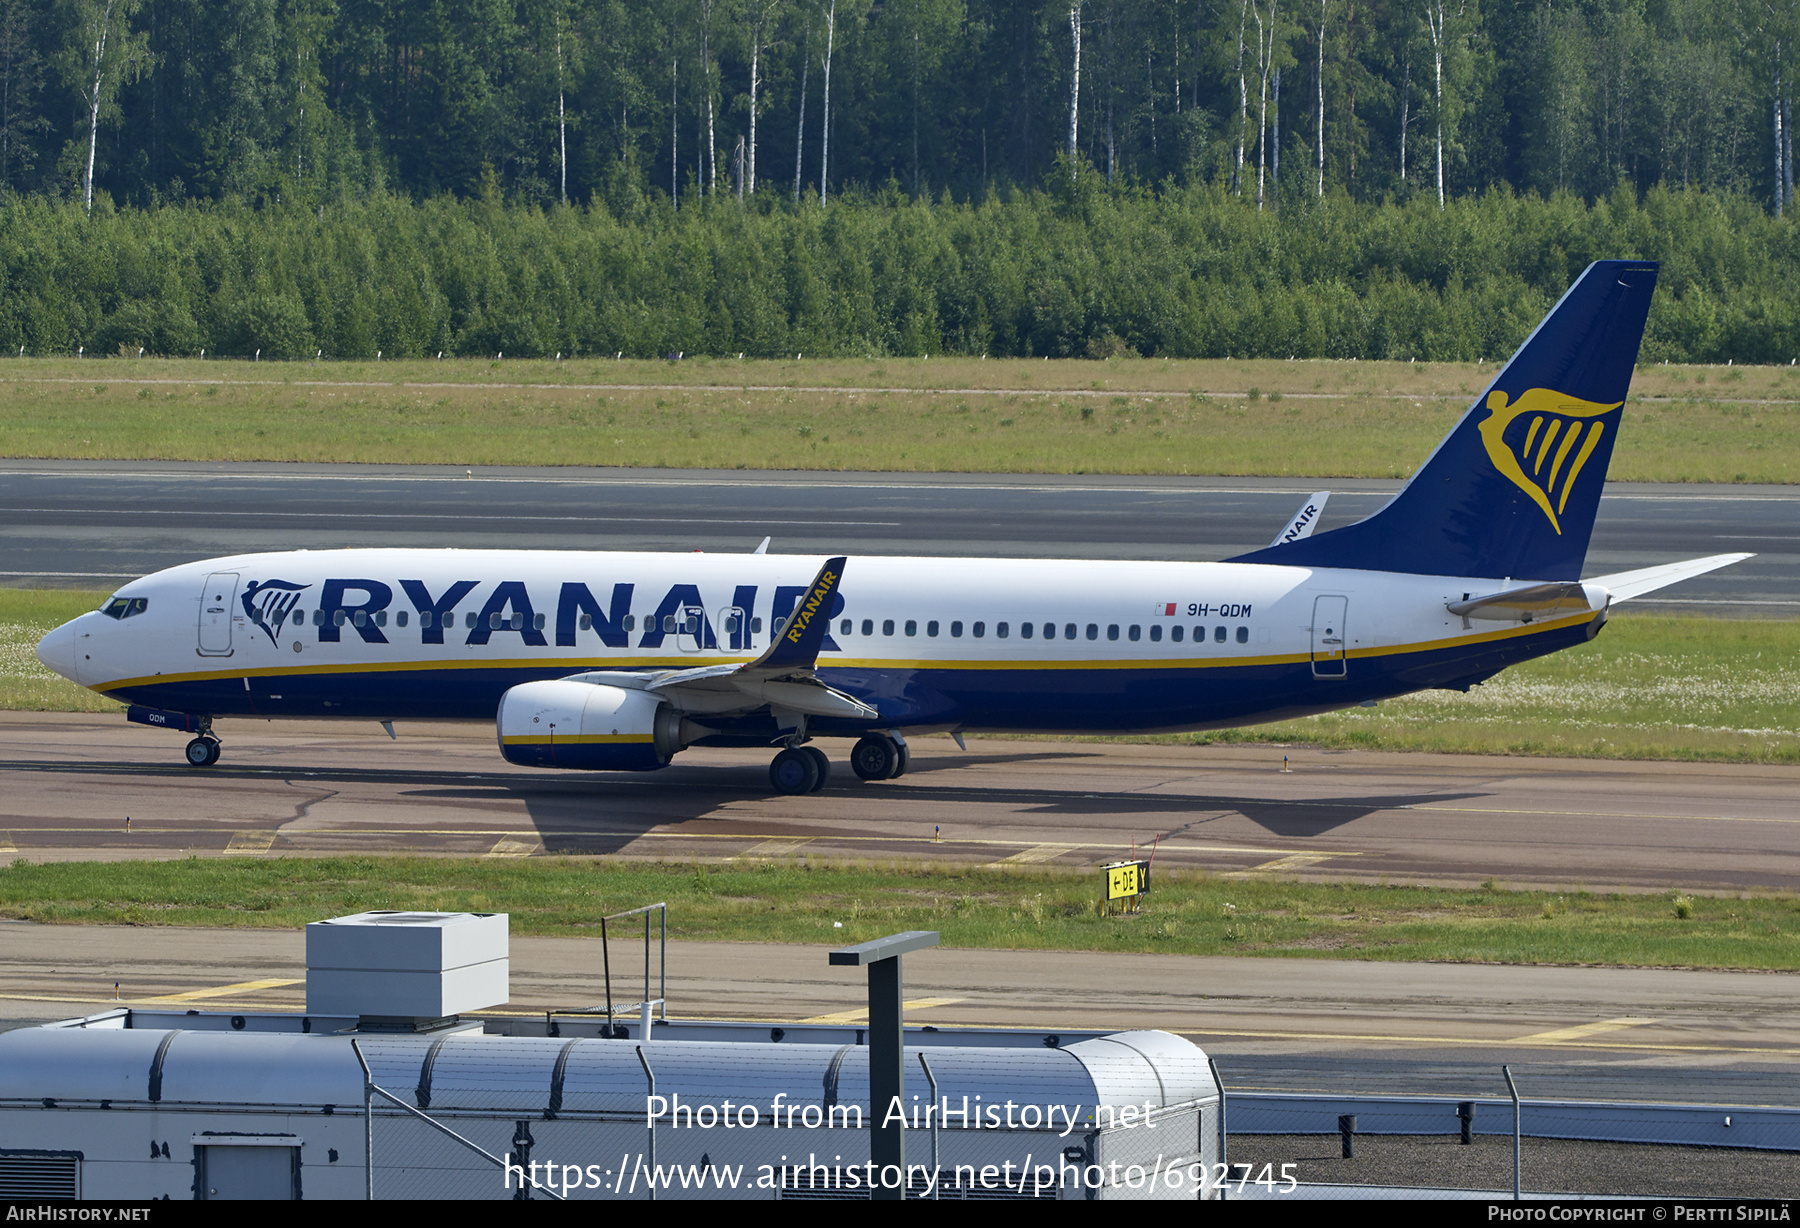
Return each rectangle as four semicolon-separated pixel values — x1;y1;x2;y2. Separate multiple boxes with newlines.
496;680;690;770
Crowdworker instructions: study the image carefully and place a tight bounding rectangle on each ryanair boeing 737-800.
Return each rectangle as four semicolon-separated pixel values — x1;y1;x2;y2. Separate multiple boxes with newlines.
34;261;1749;793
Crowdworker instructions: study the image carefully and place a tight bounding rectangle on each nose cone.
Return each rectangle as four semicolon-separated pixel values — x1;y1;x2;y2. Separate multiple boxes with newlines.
35;619;80;683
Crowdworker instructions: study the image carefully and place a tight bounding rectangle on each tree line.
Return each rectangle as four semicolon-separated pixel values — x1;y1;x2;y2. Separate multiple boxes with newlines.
0;0;1795;213
3;181;1796;363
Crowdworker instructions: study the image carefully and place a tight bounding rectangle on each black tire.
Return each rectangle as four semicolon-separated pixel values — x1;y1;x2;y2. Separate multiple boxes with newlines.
850;735;897;781
185;737;219;767
802;746;830;791
204;738;222;766
890;744;909;779
769;747;819;795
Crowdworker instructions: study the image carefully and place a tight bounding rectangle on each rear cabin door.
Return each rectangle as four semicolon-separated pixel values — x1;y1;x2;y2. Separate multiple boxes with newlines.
198;572;240;656
1311;595;1348;678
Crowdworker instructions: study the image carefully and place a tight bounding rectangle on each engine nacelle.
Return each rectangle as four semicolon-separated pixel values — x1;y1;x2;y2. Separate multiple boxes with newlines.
496;680;685;771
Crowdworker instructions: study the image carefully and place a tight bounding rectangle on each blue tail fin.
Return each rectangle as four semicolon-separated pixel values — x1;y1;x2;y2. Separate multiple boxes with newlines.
1229;260;1658;580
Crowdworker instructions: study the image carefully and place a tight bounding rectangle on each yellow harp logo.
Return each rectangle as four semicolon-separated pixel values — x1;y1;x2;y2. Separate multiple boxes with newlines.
1477;388;1621;535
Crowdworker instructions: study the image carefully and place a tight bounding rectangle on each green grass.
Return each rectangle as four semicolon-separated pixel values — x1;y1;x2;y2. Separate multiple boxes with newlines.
4;591;1796;761
3;857;1795;969
3;356;1797;481
1179;615;1800;763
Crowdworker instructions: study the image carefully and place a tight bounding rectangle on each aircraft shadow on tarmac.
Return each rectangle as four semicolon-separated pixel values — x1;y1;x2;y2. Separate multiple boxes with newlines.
11;755;1486;857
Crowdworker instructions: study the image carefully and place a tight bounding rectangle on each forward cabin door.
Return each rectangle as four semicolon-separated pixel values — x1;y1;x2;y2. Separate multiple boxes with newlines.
1311;595;1348;678
197;572;241;656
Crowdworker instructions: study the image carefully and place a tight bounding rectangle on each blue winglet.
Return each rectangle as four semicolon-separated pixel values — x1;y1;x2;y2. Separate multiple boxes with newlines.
1229;260;1659;580
747;556;847;673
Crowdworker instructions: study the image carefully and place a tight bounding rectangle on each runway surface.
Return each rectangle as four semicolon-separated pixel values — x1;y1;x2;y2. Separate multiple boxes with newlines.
0;460;1793;610
3;713;1797;894
3;926;1796;1106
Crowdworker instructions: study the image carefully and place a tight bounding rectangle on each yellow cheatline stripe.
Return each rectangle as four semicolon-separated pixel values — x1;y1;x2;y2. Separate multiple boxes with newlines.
1512;1017;1659;1044
93;611;1596;694
499;734;653;745
803;998;966;1025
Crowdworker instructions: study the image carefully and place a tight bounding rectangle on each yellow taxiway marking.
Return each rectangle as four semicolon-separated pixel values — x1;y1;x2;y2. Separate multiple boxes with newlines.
0;832;14;854
1511;1017;1660;1044
136;978;304;1004
486;836;543;858
1224;852;1358;877
737;837;813;858
989;843;1071;866
1404;804;1800;826
802;998;966;1025
223;831;276;855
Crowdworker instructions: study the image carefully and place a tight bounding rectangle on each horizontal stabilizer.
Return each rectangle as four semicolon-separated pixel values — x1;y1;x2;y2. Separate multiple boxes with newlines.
1587;553;1753;602
1270;492;1330;547
1448;582;1593;623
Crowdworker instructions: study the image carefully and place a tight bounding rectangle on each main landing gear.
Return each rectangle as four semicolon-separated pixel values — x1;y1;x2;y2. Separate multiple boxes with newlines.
184;734;221;767
850;733;908;782
767;733;908;796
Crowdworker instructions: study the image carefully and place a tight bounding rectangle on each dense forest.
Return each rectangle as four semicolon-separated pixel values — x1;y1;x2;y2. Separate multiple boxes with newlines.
0;0;1795;363
2;0;1795;211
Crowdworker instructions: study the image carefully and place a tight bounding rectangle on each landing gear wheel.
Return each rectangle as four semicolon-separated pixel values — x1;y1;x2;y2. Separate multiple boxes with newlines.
801;746;831;791
185;736;221;767
890;744;909;779
769;747;820;795
851;735;899;781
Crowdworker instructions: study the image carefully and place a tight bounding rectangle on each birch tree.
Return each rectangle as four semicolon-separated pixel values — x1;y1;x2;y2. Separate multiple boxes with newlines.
819;0;834;203
59;0;149;212
1068;3;1082;175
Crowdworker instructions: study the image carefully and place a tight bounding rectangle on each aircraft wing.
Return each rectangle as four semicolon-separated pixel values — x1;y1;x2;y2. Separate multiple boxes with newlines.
555;555;876;722
1270;492;1330;547
1587;553;1754;602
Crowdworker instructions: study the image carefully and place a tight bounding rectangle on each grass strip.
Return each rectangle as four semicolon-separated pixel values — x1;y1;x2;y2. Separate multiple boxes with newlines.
2;857;1795;970
5;356;1797;482
3;592;1796;761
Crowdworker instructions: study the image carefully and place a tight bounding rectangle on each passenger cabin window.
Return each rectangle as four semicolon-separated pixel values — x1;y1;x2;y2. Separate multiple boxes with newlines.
927;620;939;637
862;618;874;636
396;611;409;627
882;619;895;636
333;610;347;627
905;620;917;636
313;609;326;627
1021;622;1034;639
973;621;985;637
535;613;546;631
1106;624;1119;641
466;612;478;629
1063;623;1076;640
353;610;367;628
996;622;1009;638
1149;625;1162;642
579;614;592;631
292;610;304;625
1171;625;1183;643
1128;625;1141;641
1214;626;1227;643
1086;624;1099;640
840;619;852;635
420;611;434;628
950;621;963;637
1237;626;1249;643
750;617;761;633
99;596;150;620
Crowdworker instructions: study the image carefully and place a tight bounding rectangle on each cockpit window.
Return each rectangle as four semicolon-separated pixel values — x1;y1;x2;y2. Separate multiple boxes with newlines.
100;596;149;620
